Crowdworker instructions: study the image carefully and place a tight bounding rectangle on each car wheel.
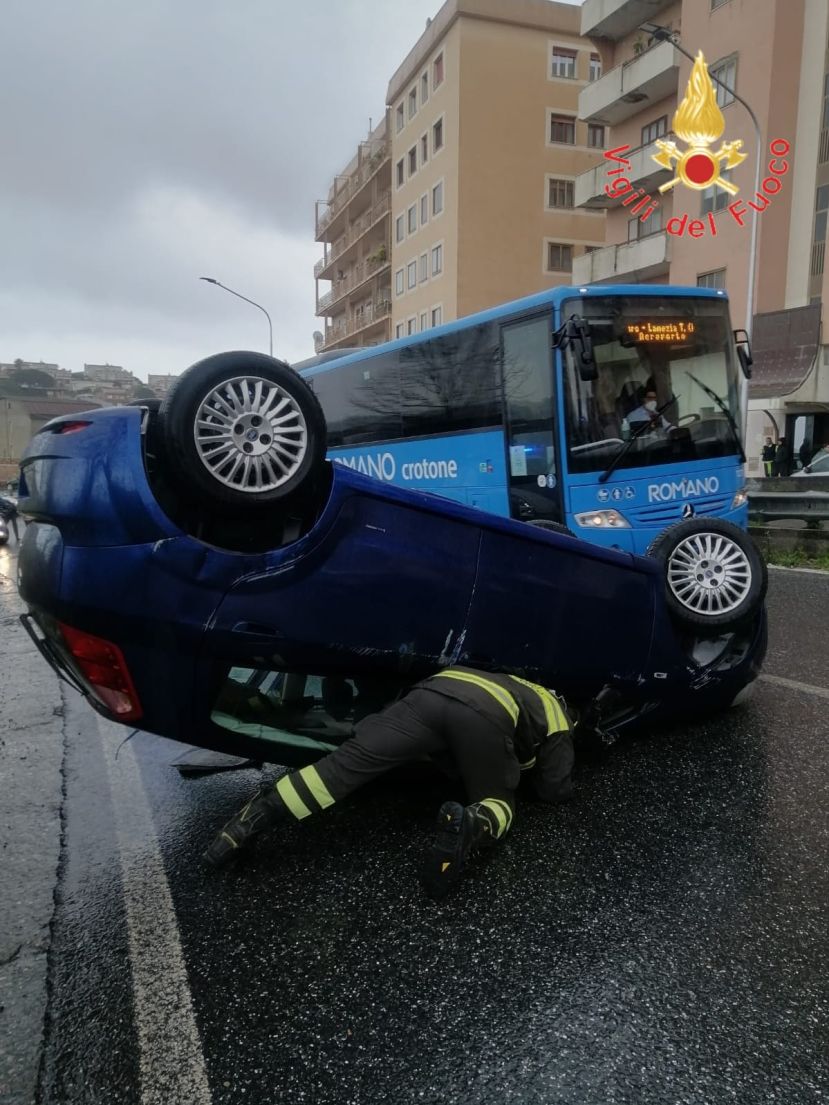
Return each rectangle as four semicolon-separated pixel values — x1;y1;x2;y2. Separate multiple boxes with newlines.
158;351;327;509
647;518;767;634
529;519;578;538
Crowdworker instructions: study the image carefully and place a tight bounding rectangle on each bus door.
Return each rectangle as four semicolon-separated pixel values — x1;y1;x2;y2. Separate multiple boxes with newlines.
500;314;564;525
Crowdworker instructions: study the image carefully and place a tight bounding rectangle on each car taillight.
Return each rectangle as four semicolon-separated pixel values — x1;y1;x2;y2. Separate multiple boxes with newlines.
57;622;143;721
53;421;92;435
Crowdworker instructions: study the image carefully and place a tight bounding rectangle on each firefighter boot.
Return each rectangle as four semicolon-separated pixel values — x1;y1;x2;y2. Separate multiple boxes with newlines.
420;801;491;900
204;782;285;867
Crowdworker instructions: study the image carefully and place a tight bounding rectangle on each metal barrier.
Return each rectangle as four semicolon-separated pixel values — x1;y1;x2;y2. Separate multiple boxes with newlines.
748;490;829;523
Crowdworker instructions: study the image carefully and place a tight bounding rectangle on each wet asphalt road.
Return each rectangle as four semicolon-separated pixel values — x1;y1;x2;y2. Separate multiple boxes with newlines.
6;563;829;1104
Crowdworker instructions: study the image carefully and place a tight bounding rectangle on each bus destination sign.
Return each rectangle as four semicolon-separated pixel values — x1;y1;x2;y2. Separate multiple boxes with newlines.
625;320;696;344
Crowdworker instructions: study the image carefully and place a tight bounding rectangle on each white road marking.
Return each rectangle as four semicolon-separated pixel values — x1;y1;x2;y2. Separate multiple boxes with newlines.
759;673;829;700
767;563;829;577
100;718;213;1105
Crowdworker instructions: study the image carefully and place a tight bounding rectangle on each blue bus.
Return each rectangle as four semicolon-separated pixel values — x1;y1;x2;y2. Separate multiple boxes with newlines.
298;285;752;554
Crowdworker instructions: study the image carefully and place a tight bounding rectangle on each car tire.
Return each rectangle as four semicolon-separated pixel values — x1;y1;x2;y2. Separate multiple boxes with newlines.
158;351;327;510
647;518;767;634
529;519;578;538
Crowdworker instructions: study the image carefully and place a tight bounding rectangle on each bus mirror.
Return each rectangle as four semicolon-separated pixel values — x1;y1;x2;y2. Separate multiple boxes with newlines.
733;329;753;379
568;318;598;381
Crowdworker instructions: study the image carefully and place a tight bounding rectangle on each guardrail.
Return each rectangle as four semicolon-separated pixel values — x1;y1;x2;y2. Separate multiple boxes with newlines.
748;490;829;524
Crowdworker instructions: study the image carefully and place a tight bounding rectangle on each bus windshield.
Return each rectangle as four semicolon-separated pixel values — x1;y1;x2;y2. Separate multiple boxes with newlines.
562;294;742;475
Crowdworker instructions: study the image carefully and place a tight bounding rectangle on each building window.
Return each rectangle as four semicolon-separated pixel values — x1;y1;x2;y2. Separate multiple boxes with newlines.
432;180;444;216
420;311;428;331
408;146;417;176
701;171;732;215
434;53;444;87
823;73;829;130
432;244;443;276
548;178;574;208
407;204;417;234
547;242;573;272
431;306;443;327
588;124;605;148
396;159;404;187
407;261;417;289
697;269;726;288
420;193;429;225
396;103;404;133
641;116;668;146
420;134;429;166
395;269;404;296
589;53;602;82
549;114;575;144
408;87;417;120
628;207;663;239
433;117;444;153
550;47;577;79
815;185;829;243
421;72;429;104
407;317;417;335
395;214;405;243
420;253;429;282
395;323;404;338
710;56;737;108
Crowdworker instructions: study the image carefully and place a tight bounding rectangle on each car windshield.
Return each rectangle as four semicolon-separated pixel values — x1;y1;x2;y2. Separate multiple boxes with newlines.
562;295;742;475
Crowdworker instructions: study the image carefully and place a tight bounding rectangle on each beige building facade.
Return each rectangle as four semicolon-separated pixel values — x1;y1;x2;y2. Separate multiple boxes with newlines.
574;0;829;471
314;0;611;353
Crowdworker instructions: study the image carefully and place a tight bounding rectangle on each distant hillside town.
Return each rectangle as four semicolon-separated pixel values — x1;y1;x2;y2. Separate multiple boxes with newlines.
0;359;179;481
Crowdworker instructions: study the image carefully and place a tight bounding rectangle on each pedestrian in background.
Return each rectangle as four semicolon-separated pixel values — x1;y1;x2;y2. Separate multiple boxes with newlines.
773;438;792;478
798;439;813;471
761;437;776;477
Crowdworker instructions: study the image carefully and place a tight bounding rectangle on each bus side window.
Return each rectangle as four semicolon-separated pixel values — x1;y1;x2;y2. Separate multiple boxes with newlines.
502;315;562;523
400;326;501;437
315;355;404;446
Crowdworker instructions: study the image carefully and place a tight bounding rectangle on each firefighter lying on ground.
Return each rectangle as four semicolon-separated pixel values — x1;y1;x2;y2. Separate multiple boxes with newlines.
205;665;579;899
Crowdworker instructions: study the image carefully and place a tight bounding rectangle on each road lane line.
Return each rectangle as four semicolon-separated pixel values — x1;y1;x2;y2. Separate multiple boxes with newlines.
100;719;213;1105
759;673;829;700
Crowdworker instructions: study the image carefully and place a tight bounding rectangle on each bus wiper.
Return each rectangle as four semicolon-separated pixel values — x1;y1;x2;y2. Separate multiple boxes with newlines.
597;396;677;484
683;370;746;463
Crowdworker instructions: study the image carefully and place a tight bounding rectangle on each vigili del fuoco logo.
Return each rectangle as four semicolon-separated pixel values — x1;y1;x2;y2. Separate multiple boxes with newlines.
603;51;790;240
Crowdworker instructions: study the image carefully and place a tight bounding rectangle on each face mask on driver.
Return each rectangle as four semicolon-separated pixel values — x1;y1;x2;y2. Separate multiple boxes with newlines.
645;400;657;412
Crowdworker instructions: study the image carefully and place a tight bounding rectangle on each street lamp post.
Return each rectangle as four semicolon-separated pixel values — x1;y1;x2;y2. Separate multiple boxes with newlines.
641;25;763;342
199;277;274;357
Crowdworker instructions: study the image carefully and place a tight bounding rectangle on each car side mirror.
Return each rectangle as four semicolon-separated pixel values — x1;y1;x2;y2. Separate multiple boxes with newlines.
733;329;753;379
568;318;598;381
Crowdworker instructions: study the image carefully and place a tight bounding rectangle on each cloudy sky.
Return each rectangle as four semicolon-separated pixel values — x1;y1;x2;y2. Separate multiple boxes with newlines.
3;0;579;381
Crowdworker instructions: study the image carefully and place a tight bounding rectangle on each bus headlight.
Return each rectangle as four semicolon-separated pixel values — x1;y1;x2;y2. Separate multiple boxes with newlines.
731;488;748;509
574;509;631;529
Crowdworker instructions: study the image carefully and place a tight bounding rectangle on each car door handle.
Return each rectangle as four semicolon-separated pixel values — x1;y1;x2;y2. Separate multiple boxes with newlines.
231;621;282;639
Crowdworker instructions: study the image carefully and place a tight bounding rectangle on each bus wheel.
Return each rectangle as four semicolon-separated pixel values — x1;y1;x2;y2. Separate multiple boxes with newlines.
158;351;327;510
528;519;578;538
647;518;767;634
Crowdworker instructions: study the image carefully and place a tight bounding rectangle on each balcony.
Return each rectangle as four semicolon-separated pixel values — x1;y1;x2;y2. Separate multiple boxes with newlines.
581;0;674;41
316;257;391;316
314;194;390;279
323;298;392;349
316;144;389;240
572;230;671;283
579;40;679;126
575;134;674;208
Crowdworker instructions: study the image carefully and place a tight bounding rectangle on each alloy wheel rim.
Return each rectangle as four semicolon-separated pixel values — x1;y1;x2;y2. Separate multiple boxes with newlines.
193;376;308;493
666;532;752;615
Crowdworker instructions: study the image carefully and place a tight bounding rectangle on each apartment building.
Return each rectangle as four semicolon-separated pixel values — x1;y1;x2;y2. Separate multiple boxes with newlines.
313;0;610;353
573;0;829;470
314;118;392;353
385;0;608;340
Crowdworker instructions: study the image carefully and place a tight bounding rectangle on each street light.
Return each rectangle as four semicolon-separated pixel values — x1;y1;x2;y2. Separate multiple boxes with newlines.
640;24;763;342
199;277;274;357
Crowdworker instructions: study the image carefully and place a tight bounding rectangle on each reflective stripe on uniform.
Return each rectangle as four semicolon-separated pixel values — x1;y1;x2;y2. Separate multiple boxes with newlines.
479;797;513;838
432;670;519;724
275;775;312;820
519;756;537;771
508;675;569;735
298;765;335;810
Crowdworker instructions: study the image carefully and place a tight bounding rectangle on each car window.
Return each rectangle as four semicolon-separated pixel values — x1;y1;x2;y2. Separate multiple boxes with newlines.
809;450;829;472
